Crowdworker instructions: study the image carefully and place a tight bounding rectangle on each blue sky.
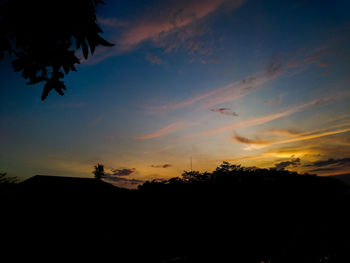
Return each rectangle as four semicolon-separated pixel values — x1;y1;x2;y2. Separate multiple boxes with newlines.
1;0;350;187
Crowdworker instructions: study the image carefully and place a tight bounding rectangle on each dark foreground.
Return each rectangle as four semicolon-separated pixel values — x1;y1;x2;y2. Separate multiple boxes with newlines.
1;171;350;262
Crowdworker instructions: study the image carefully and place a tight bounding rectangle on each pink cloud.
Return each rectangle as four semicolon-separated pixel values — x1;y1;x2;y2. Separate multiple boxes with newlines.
137;120;195;139
119;0;229;48
86;0;245;64
153;67;282;112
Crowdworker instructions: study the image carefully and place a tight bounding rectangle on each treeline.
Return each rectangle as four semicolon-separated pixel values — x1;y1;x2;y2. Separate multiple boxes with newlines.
1;163;349;263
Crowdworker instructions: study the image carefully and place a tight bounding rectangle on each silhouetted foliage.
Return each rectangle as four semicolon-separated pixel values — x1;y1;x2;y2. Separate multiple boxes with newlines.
0;172;17;184
1;162;349;262
141;161;316;188
0;0;113;100
93;163;105;180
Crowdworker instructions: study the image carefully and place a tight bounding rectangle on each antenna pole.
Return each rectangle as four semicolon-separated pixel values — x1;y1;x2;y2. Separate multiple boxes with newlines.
190;156;192;172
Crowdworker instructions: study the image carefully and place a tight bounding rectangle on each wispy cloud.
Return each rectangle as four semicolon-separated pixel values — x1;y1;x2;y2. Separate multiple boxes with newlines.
304;158;350;174
151;164;172;168
263;94;283;105
273;127;350;146
98;17;128;28
233;134;271;145
232;124;350;153
189;90;350;138
262;128;302;137
155;68;282;112
306;158;350;168
190;100;315;137
89;0;245;63
210;108;239;117
263;98;281;104
137;120;195;139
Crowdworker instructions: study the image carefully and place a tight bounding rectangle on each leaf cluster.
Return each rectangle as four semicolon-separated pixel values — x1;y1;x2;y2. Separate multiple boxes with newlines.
0;0;113;100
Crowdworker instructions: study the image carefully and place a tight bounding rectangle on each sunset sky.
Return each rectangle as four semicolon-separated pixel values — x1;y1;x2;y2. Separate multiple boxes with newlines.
1;0;350;187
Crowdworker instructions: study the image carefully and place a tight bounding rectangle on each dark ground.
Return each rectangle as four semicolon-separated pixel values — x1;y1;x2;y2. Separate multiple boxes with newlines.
1;174;349;262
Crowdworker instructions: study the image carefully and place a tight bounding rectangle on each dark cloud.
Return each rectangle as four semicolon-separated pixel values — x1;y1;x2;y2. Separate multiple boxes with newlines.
307;167;339;173
103;174;144;189
241;76;256;84
305;158;350;168
274;158;301;171
265;55;283;78
111;168;136;176
151;164;172;168
102;167;142;188
104;176;144;185
303;49;330;65
233;134;270;145
304;158;350;174
210;108;239;117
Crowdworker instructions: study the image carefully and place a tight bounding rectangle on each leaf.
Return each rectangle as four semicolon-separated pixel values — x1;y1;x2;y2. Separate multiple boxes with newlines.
63;64;70;74
53;80;66;96
81;39;89;59
70;65;77;71
97;36;114;46
27;76;45;85
87;36;97;55
75;38;81;49
41;81;52;101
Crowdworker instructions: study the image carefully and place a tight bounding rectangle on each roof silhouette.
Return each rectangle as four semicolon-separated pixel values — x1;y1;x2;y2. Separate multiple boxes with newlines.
20;175;120;198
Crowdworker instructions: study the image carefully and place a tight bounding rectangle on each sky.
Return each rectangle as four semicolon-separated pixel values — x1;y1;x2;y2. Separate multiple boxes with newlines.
1;0;350;188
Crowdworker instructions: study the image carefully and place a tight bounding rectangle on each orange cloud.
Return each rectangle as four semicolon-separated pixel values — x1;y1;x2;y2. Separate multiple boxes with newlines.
274;127;350;146
189;90;350;138
263;128;302;137
234;124;350;148
190;100;315;137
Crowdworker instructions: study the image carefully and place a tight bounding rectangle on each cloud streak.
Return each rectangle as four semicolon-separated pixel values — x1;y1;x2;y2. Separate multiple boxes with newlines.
233;134;271;145
190;100;316;137
190;90;350;138
232;124;350;150
155;69;282;112
210;108;239;117
137;120;194;139
89;0;245;63
305;158;350;174
263;128;301;137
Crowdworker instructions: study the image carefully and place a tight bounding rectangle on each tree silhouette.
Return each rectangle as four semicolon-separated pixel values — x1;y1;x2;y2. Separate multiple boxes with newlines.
0;0;113;100
0;172;17;184
93;163;105;180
